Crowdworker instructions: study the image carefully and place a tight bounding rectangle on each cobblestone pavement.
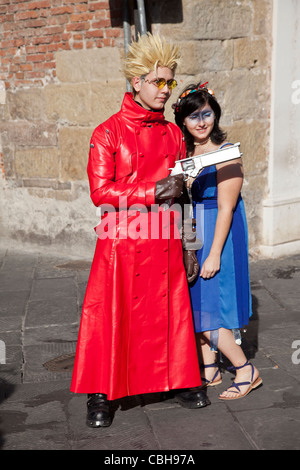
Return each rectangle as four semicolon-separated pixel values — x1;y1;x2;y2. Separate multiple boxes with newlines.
0;248;299;451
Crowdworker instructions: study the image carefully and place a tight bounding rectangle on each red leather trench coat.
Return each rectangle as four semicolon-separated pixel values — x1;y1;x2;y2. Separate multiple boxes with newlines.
71;93;201;400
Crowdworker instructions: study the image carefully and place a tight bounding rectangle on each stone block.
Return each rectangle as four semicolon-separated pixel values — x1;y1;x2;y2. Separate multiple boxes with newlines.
1;144;15;178
0;80;6;105
7;88;46;121
190;0;252;39
27;188;74;201
178;39;233;75
56;48;123;83
252;0;272;35
45;83;92;125
158;0;252;40
91;80;125;124
0;99;10;122
234;37;268;69
58;126;93;181
223;69;270;121
0;122;57;147
23;179;71;190
15;147;59;178
225;120;269;175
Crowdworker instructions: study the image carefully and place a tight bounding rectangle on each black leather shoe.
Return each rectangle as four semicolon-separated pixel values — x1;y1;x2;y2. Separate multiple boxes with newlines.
86;393;112;427
174;388;211;409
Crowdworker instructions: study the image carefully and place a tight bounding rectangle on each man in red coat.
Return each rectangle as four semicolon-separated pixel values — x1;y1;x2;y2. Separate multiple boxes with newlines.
71;33;209;427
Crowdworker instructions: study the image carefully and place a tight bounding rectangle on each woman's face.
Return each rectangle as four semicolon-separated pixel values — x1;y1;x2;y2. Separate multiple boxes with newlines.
183;104;215;142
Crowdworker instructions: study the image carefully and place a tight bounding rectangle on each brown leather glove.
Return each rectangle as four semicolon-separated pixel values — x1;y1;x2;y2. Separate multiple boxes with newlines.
182;218;203;250
183;250;199;283
155;174;184;201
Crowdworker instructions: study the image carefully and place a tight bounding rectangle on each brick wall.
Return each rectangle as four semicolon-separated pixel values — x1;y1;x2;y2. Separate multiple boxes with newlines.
0;0;123;90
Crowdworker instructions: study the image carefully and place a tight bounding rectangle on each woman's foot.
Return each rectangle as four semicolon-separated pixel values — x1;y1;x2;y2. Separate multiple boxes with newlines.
200;362;222;388
219;361;262;400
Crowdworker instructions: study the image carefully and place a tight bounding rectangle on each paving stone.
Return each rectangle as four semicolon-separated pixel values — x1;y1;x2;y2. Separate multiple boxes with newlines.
30;277;77;301
23;341;77;383
25;296;78;328
146;403;253;450
0;290;30;316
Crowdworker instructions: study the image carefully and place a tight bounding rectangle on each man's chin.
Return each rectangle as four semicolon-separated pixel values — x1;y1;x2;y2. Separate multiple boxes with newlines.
152;102;165;110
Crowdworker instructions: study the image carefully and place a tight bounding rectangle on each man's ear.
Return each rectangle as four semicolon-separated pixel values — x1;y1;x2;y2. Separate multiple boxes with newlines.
132;76;142;94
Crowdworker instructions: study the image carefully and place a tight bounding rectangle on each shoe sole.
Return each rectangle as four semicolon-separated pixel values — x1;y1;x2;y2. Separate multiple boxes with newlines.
86;419;112;428
218;377;263;401
201;378;223;388
174;397;211;409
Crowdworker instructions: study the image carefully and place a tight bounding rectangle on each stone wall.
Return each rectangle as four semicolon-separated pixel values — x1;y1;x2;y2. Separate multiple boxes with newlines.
0;0;272;258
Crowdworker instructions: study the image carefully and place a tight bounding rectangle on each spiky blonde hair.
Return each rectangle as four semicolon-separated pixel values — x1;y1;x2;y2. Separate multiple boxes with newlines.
123;33;180;83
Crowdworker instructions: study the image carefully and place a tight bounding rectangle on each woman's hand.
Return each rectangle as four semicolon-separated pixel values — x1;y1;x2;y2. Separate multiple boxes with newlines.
200;253;221;279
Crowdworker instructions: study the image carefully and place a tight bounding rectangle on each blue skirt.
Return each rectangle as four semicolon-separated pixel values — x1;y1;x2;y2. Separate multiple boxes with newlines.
190;196;252;334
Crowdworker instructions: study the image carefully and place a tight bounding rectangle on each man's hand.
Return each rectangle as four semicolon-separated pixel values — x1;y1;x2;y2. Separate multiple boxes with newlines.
183;250;199;283
155;174;184;201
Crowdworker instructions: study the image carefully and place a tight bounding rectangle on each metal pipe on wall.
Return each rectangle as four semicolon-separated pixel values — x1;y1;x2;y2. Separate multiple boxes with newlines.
122;0;132;91
122;0;148;91
136;0;147;35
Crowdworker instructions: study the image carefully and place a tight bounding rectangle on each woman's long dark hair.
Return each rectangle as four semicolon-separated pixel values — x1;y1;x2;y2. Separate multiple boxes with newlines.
174;83;227;155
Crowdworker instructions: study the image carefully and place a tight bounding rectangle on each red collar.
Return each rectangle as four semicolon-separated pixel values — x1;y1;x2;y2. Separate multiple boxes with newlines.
119;93;166;125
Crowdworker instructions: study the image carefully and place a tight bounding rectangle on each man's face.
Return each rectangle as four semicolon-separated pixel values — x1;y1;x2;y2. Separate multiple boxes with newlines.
132;67;175;110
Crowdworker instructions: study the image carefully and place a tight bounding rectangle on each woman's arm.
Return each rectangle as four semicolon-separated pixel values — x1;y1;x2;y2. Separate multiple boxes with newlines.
200;157;243;279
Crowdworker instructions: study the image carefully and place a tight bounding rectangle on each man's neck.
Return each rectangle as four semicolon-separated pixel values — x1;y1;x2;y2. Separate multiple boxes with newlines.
134;100;161;112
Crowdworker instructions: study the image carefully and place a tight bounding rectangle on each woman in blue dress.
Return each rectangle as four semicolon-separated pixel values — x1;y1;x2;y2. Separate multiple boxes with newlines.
174;83;262;400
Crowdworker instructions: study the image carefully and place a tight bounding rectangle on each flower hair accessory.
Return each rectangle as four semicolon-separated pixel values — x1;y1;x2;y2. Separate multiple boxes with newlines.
173;82;215;112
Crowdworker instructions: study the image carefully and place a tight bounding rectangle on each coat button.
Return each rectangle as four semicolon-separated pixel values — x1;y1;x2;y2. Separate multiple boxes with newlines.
138;153;144;158
135;129;140;135
161;129;166;135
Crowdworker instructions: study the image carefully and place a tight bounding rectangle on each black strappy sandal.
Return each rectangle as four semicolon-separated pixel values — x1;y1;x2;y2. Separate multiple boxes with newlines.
219;361;262;400
200;362;222;387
